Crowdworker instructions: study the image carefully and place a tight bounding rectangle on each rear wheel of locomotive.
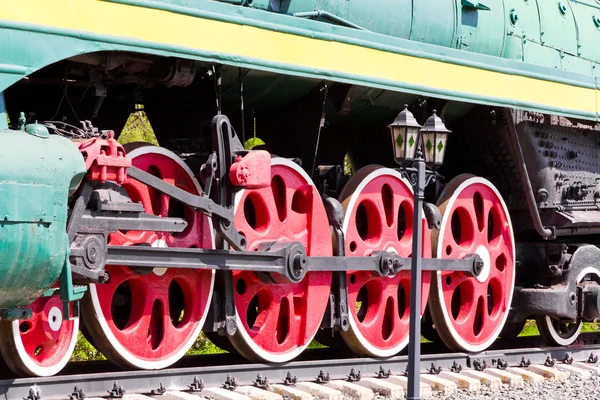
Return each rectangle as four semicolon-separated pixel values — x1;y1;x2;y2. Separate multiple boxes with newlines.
338;166;432;357
429;174;516;352
227;158;332;363
535;268;600;346
81;144;215;370
0;292;78;377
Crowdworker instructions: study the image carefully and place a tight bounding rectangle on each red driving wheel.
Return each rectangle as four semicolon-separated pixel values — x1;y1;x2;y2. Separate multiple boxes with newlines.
429;174;515;352
339;166;432;357
228;158;332;362
82;145;215;369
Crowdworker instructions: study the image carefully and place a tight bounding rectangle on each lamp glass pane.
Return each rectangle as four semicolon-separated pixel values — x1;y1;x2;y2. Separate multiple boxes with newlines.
422;131;436;164
406;127;419;160
435;133;448;165
392;126;406;161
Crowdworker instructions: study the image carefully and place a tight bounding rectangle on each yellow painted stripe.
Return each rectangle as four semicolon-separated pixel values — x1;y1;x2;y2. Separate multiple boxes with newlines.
0;0;598;116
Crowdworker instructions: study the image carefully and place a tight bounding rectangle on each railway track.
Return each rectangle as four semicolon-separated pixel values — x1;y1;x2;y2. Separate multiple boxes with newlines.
5;333;600;400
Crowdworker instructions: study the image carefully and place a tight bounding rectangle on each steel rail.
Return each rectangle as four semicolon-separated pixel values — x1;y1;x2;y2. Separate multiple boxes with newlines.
3;334;600;399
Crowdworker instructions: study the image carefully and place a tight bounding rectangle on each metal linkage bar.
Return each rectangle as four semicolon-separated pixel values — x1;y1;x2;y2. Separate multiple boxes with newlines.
106;245;289;274
79;211;188;232
105;243;483;284
127;166;232;222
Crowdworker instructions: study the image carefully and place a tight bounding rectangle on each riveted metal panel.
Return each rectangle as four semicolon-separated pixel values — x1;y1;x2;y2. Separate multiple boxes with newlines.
457;0;505;56
409;0;458;47
0;183;53;223
503;35;524;60
503;0;542;43
562;53;594;75
523;41;562;69
570;0;600;63
503;0;542;60
538;0;578;55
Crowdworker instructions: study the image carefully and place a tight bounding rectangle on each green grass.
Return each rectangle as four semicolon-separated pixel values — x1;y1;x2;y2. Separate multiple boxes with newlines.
518;320;540;337
71;332;105;361
116;107;159;146
516;320;600;338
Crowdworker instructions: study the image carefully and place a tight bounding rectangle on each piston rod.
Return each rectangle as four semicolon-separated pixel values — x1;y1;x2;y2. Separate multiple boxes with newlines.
105;244;483;284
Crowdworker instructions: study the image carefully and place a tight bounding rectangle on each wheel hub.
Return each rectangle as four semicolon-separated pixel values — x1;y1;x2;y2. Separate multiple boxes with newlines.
151;239;168;276
474;245;491;283
45;305;63;339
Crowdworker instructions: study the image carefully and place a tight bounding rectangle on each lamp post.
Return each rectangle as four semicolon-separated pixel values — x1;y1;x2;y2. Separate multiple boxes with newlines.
388;105;450;400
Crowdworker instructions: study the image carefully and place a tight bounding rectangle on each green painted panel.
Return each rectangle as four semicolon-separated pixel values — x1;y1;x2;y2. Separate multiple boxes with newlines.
0;129;86;307
458;0;505;56
345;0;412;37
410;0;458;47
538;0;578;55
524;41;562;69
503;35;524;61
570;0;600;63
278;0;316;13
562;53;594;75
279;0;413;38
0;183;53;223
503;0;542;43
314;0;349;18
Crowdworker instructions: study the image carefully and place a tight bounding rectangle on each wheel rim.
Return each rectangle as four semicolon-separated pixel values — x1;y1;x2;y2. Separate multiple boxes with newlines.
536;267;599;346
430;174;515;352
0;294;78;377
229;158;332;362
537;316;582;347
339;166;432;357
83;145;215;369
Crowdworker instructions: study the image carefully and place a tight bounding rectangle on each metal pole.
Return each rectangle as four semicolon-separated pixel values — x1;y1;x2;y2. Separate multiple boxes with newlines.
407;153;425;400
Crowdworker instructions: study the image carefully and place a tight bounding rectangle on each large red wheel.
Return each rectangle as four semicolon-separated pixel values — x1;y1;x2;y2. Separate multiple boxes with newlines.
0;294;78;377
339;166;432;357
228;158;332;362
429;174;515;352
82;145;215;369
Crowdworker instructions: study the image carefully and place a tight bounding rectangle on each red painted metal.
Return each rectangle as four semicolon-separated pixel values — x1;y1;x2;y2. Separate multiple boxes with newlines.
229;150;271;188
77;132;131;184
436;178;515;349
340;168;431;356
85;148;214;368
13;295;76;371
230;160;332;361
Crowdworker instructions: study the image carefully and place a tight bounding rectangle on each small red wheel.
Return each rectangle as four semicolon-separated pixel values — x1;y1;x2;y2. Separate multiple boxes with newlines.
429;174;515;352
0;294;78;377
228;158;332;362
82;145;215;369
339;166;432;357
